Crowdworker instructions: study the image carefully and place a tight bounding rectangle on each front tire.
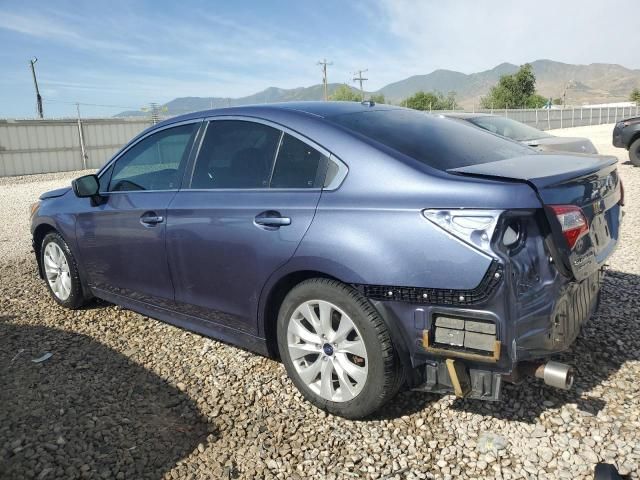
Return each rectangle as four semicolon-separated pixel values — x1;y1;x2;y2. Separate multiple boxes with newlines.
41;232;86;309
629;138;640;166
277;278;402;419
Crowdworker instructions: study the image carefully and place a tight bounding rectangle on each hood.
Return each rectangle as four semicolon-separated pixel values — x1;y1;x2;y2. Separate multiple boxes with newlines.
524;136;598;154
40;186;71;200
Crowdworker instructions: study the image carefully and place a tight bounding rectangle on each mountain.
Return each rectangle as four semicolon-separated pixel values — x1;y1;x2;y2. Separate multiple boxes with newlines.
116;60;640;116
116;84;364;117
379;60;640;107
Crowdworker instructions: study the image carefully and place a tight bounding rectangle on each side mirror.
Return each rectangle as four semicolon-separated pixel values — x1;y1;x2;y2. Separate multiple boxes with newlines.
72;174;100;198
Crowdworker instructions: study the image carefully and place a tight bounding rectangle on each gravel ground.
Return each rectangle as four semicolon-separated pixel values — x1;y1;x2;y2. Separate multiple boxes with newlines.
1;124;639;479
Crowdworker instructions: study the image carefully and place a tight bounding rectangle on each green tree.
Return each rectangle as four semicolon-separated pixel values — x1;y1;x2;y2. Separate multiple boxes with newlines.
630;88;640;103
369;93;385;104
403;91;457;110
480;64;544;109
552;98;563;105
330;85;360;102
528;94;548;108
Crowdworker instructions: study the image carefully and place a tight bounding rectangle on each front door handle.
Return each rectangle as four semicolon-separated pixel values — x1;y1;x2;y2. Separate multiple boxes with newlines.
140;212;164;226
254;211;291;227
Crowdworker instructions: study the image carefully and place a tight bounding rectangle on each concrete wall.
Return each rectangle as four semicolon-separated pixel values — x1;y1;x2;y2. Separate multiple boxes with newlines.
466;105;640;131
0;118;152;177
1;104;639;177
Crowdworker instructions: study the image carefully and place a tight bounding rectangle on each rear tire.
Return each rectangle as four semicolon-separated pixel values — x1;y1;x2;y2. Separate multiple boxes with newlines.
277;278;403;419
630;138;640;166
41;232;86;310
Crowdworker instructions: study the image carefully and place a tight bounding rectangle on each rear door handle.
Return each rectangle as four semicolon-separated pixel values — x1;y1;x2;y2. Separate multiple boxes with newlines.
254;211;291;227
140;212;164;226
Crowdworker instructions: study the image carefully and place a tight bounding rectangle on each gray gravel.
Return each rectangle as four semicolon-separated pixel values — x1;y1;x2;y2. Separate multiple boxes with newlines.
1;125;639;479
0;170;92;261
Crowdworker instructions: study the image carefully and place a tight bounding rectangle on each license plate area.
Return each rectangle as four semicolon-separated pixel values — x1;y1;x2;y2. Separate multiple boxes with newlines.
590;212;611;253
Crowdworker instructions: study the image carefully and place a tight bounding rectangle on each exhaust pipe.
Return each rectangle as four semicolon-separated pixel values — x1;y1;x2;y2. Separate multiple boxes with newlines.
534;361;574;390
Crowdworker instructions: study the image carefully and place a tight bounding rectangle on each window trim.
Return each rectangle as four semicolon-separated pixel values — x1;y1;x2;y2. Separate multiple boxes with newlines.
185;115;348;192
96;119;203;194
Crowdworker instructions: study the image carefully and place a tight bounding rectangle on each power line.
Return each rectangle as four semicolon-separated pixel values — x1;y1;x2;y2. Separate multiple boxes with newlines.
29;58;43;119
353;69;368;102
43;99;141;110
317;58;332;101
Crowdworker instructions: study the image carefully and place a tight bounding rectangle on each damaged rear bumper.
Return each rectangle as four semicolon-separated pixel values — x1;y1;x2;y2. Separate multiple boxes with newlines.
370;267;605;401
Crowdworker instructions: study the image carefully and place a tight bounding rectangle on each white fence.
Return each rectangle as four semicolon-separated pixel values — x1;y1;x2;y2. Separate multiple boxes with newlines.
462;105;640;131
0;118;152;177
1;104;639;177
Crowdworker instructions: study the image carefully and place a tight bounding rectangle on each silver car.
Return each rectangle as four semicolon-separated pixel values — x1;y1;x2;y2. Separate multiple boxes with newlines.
444;113;598;154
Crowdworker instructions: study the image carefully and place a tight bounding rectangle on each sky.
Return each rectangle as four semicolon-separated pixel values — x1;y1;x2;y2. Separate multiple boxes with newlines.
1;0;639;118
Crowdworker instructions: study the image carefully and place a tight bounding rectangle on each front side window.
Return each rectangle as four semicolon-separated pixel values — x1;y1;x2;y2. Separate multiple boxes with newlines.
270;133;326;188
109;123;199;192
190;120;281;189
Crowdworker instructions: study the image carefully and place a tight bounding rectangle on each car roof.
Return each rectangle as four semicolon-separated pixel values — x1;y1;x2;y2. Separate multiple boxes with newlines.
155;101;400;128
440;112;492;120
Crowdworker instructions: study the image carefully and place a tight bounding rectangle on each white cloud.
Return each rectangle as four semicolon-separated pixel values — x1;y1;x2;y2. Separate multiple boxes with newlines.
0;10;135;53
375;0;640;74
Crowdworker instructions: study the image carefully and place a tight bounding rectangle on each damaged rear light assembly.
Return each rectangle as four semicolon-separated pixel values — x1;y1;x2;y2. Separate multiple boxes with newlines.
549;205;589;250
422;209;503;256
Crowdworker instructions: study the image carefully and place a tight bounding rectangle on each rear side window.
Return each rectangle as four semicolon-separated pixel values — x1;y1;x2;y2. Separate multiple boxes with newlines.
191;120;281;189
328;109;532;171
109;123;198;191
270;133;326;188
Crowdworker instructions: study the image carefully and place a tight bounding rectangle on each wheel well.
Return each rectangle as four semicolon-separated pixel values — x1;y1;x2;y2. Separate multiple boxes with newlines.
263;270;338;358
33;224;57;277
629;131;640;149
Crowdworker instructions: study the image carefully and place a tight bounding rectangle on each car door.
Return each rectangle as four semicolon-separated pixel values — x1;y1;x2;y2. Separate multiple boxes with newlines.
76;121;200;303
166;118;329;334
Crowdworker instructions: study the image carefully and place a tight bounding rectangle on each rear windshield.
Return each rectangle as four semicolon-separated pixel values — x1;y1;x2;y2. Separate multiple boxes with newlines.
468;115;551;141
328;109;533;171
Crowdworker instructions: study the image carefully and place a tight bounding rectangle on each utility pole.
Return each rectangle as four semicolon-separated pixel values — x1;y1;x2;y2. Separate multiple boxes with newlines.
317;59;332;101
562;80;575;108
353;69;368;101
29;57;44;118
76;103;87;169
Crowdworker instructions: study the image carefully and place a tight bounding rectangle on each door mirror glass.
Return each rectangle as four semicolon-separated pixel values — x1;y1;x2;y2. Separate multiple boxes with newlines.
72;174;100;198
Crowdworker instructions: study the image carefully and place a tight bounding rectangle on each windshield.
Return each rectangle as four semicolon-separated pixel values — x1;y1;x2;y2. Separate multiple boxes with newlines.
328;109;533;171
468;115;552;142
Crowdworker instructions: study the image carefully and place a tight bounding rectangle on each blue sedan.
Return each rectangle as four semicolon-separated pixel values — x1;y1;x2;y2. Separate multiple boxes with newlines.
31;102;623;418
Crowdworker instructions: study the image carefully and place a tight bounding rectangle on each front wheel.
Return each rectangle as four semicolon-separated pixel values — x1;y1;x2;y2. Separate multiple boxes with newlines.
629;138;640;166
41;232;87;309
277;278;402;419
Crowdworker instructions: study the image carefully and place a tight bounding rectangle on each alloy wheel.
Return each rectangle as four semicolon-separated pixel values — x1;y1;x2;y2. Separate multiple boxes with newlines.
43;242;72;301
286;299;368;402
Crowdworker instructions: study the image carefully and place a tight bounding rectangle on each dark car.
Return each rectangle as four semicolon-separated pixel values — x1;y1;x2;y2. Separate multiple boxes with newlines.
613;116;640;165
444;112;598;154
31;102;623;418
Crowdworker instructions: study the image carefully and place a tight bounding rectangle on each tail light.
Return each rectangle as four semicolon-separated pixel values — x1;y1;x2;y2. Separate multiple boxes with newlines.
549;205;589;249
423;209;502;256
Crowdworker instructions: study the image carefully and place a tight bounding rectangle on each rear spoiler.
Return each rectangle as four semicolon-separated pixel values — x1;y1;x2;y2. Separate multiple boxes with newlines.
448;154;617;188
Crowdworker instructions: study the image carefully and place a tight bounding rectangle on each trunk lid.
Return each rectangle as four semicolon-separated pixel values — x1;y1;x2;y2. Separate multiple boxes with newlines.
449;154;622;281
